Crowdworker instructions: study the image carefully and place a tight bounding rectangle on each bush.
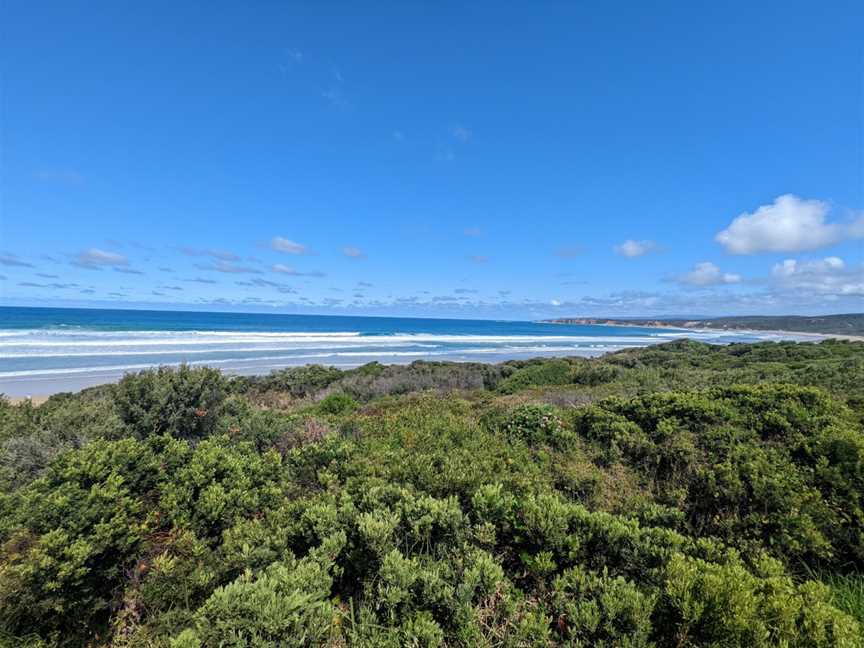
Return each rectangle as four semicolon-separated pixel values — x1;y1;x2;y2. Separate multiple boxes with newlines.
501;404;573;448
551;566;655;646
113;365;226;439
174;556;337;647
2;340;863;645
497;359;574;394
318;392;359;415
656;553;861;647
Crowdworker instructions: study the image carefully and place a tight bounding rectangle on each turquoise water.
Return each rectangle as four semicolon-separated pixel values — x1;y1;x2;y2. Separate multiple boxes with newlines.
0;306;811;396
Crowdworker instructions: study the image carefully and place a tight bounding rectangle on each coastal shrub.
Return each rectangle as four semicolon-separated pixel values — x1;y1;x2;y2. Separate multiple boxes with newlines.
334;361;507;401
497;359;574;394
1;340;863;645
247;364;344;398
0;438;161;642
571;362;621;386
158;436;285;540
318;392;359;415
655;553;862;647
550;565;655;646
500;404;573;448
214;395;300;450
113;365;226;439
173;554;337;647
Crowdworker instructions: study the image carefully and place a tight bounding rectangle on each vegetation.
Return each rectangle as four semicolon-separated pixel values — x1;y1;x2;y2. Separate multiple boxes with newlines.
545;313;864;336
1;338;863;646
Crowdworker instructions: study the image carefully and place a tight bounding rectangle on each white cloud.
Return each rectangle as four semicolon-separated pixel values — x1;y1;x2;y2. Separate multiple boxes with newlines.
271;264;326;277
676;262;741;287
770;256;863;296
270;237;307;255
197;260;261;274
715;194;864;254
614;239;657;258
550;299;562;306
342;246;366;259
73;248;128;269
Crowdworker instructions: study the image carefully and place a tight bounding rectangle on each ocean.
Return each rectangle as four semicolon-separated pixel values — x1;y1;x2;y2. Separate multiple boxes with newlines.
0;306;816;397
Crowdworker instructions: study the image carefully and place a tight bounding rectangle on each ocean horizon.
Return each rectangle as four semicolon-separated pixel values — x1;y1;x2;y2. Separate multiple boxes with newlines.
0;306;818;397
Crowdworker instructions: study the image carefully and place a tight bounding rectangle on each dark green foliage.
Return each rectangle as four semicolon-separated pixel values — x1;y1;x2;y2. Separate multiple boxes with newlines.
0;437;161;641
1;340;863;646
246;364;344;398
497;359;574;394
501;403;574;449
114;365;226;439
318;392;359;415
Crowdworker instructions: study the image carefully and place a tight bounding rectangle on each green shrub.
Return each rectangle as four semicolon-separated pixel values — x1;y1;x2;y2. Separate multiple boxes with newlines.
174;556;337;647
2;340;863;645
502;403;573;448
551;566;655;646
656;553;862;647
318;392;359;415
113;365;226;439
497;359;573;394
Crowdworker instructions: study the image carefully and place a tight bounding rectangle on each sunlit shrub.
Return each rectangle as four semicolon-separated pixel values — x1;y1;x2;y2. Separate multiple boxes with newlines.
114;365;226;439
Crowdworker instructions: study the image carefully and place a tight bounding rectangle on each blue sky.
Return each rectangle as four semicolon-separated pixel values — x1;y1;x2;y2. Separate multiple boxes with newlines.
1;1;862;319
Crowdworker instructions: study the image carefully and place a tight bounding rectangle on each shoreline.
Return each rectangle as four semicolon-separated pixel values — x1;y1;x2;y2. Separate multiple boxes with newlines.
6;332;860;404
541;320;864;342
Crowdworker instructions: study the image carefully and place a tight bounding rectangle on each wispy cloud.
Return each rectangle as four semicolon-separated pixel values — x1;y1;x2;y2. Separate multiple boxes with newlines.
270;237;308;255
115;267;145;275
36;273;60;279
451;125;472;142
342;246;366;259
0;253;34;268
236;278;297;294
715;194;864;254
196;260;262;274
614;239;657;258
183;277;219;284
18;281;79;289
178;247;240;261
468;255;489;264
272;263;325;277
72;248;129;269
463;227;482;237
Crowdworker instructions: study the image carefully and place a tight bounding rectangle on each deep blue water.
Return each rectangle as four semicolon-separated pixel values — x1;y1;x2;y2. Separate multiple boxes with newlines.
0;306;661;337
0;306;809;396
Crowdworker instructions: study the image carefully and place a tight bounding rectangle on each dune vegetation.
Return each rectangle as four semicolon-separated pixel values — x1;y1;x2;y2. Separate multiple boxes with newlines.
1;338;864;646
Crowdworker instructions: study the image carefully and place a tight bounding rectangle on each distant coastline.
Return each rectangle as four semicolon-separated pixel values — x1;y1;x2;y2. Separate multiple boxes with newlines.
541;314;864;340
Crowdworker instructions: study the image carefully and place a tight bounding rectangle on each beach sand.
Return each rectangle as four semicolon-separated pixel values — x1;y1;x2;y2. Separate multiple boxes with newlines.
8;394;50;406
